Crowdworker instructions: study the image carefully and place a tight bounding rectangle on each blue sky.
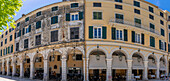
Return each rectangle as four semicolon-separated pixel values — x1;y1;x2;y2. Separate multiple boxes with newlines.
14;0;170;20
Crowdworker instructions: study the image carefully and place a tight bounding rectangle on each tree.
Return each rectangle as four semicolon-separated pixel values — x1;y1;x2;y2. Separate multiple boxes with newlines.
0;0;23;31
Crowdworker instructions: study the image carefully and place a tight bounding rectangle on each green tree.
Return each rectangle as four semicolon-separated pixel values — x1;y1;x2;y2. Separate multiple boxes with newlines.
0;0;23;31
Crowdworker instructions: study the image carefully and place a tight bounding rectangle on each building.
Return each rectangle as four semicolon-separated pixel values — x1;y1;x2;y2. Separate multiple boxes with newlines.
0;0;170;81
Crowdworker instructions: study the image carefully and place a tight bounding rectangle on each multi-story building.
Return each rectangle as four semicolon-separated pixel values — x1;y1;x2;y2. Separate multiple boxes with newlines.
0;0;170;81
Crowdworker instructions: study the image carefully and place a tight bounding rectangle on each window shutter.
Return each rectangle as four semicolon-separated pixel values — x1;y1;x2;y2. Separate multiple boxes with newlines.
159;40;161;49
102;26;107;39
66;13;70;21
11;45;13;53
8;47;10;54
15;33;17;39
19;30;21;37
124;29;128;41
22;28;25;35
141;33;144;45
29;25;31;32
56;16;58;23
165;42;166;51
79;12;83;20
168;44;170;52
132;31;135;42
112;27;116;40
89;26;93;39
6;48;7;55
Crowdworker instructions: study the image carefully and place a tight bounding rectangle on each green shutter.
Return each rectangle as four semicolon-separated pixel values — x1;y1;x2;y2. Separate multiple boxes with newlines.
102;26;107;39
141;33;144;44
132;31;135;42
22;28;25;35
168;44;170;52
159;40;161;49
1;50;2;56
8;47;10;54
15;33;17;39
112;27;116;40
11;45;13;53
165;42;166;51
6;48;7;55
124;29;128;41
150;36;155;47
66;13;70;21
89;26;93;39
79;12;83;20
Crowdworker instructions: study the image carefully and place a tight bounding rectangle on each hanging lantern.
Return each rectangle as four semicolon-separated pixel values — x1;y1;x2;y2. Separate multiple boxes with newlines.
119;54;123;61
152;58;155;63
96;45;100;60
52;48;55;61
72;47;76;60
36;49;39;62
137;56;140;62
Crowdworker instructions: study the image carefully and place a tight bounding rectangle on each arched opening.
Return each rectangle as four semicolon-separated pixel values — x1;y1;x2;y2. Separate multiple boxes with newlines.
24;55;30;78
48;51;61;80
4;60;7;75
9;58;12;76
67;48;83;80
148;54;156;79
0;61;2;74
89;50;106;81
34;53;44;80
160;56;166;79
132;52;144;80
112;50;127;81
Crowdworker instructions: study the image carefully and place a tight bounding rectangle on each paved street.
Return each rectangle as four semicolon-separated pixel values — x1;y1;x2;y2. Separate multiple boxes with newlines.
0;75;42;81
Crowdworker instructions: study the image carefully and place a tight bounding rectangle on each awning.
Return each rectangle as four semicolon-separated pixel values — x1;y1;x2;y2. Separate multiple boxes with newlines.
160;61;166;70
148;59;157;69
89;55;107;69
112;56;127;69
132;57;144;69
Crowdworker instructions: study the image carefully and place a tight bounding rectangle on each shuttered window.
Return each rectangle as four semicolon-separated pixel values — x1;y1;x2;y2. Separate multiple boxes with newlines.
0;50;2;56
22;28;25;35
11;45;13;53
89;26;93;39
16;43;19;51
51;16;58;24
102;26;107;39
124;29;128;41
112;27;116;40
141;33;144;45
51;30;58;42
36;21;41;29
8;47;10;54
70;27;79;39
168;44;170;52
24;39;29;49
79;12;83;20
66;13;70;21
35;35;41;46
150;36;155;47
1;41;3;46
6;48;7;54
132;31;135;42
5;39;7;44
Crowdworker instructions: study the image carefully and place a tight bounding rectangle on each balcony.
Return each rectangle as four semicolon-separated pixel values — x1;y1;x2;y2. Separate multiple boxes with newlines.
110;18;160;35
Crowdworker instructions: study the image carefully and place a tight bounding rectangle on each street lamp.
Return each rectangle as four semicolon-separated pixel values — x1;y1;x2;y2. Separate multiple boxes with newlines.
72;47;76;60
23;53;27;63
96;45;100;60
52;48;55;61
152;52;155;63
137;55;141;62
36;50;39;62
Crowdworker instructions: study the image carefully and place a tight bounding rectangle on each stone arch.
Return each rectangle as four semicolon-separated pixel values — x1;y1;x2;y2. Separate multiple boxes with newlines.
110;48;129;59
87;46;108;58
32;52;44;62
46;49;62;60
159;55;167;64
147;53;158;62
130;50;146;60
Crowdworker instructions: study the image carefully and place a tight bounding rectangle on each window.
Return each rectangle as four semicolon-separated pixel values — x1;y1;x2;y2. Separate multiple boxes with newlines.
36;11;41;17
149;14;154;20
71;3;79;8
51;16;58;24
115;4;122;10
161;28;165;36
1;34;3;38
70;27;79;39
11;45;13;53
135;33;140;43
76;54;82;60
54;65;57;69
1;41;3;47
94;27;102;38
160;20;164;25
5;39;7;44
115;0;122;3
150;36;155;47
35;35;41;46
16;42;19;51
36;21;41;29
17;22;20;27
169;25;170;29
71;14;79;21
115;14;124;23
10;35;12;41
24;39;29;49
57;55;61;61
159;40;166;51
150;23;155;33
51;30;58;42
52;6;58;11
5;31;8;35
134;9;140;14
26;25;31;33
160;12;164;17
93;12;102;20
134;1;140;7
8;46;10;54
9;29;11;32
116;30;123;40
25;17;29;22
89;26;107;39
149;6;154;13
93;3;101;7
134;18;141;27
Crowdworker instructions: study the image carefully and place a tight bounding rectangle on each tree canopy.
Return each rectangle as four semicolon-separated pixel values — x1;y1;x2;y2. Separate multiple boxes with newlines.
0;0;23;31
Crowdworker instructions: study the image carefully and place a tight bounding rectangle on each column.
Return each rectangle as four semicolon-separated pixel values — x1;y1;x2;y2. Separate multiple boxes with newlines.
30;61;34;79
43;59;49;81
156;61;160;79
86;58;89;81
83;58;86;81
7;61;10;76
12;63;16;76
20;61;24;78
166;61;168;76
143;60;148;80
127;60;132;81
106;59;112;81
61;58;67;81
2;61;5;75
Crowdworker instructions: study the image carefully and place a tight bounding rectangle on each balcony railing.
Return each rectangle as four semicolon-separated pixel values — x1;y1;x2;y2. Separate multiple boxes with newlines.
110;18;160;35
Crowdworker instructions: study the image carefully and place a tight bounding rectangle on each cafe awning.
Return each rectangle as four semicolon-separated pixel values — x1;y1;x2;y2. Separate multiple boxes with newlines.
112;56;127;69
148;59;157;69
89;55;107;69
132;57;144;69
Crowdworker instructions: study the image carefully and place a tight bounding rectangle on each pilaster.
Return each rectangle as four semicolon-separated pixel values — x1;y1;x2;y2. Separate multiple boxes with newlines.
106;58;112;81
43;59;49;81
127;60;132;81
143;60;148;80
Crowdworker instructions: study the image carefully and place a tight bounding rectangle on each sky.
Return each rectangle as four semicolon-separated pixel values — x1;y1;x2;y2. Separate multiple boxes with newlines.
13;0;170;20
